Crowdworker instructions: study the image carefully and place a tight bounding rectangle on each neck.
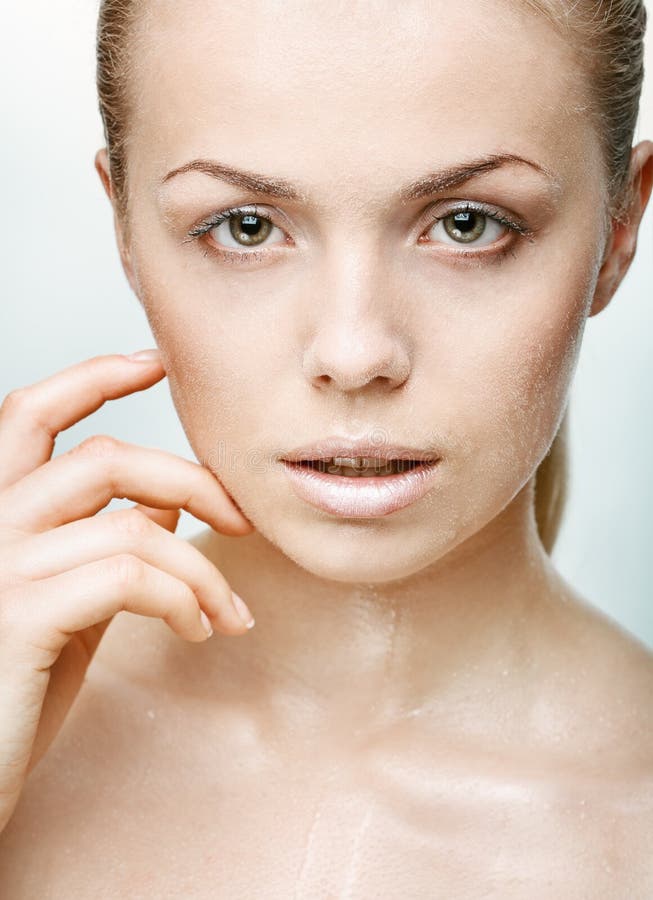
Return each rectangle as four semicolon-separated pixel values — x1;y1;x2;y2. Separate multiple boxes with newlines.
197;478;571;736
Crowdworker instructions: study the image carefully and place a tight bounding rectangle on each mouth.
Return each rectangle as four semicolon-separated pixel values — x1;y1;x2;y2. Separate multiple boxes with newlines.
279;455;441;517
285;456;434;477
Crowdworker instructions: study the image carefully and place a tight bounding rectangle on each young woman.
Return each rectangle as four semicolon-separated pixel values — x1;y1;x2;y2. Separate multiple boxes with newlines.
1;0;652;894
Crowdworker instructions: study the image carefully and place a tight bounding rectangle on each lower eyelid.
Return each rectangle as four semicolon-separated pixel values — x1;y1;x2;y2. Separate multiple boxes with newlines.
423;240;517;267
203;244;271;265
204;239;518;269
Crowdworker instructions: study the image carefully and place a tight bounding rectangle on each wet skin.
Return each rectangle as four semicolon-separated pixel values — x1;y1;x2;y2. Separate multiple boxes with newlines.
1;0;653;895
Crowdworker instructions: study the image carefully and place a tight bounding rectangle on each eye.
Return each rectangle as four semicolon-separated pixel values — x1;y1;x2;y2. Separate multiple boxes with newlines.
421;202;531;252
430;210;504;246
210;209;286;249
186;204;288;258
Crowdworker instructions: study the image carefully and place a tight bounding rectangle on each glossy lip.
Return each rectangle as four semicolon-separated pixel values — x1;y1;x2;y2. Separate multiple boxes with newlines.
279;434;441;464
280;457;441;518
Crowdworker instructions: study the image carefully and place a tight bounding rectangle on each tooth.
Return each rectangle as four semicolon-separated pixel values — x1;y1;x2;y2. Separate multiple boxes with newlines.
334;456;391;469
333;456;361;468
311;456;417;476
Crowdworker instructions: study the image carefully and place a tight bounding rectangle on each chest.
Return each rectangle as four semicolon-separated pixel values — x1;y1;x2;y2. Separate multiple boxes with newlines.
0;673;650;899
1;759;647;897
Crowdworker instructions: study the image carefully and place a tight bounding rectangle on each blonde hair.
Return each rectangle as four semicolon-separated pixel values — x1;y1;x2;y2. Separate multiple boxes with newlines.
96;0;648;555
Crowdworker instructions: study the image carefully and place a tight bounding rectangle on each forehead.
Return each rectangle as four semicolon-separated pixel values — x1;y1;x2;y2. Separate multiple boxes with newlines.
128;0;594;198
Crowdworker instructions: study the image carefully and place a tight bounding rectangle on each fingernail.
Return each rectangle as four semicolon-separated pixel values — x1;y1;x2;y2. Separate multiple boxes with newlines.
200;610;213;637
232;592;255;629
125;348;161;362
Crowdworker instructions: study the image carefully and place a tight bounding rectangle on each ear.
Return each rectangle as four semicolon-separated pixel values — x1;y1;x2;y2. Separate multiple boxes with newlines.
590;140;653;317
94;147;140;297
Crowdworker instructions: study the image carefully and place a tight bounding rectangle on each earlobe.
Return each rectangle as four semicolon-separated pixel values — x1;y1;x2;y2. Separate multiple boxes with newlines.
117;244;140;298
588;226;619;317
588;140;653;318
116;234;140;300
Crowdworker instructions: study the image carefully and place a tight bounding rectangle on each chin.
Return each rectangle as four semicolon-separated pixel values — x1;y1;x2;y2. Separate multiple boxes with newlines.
250;510;459;585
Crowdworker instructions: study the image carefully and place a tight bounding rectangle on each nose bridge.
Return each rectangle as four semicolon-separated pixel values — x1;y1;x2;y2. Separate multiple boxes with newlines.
332;237;379;310
301;232;412;391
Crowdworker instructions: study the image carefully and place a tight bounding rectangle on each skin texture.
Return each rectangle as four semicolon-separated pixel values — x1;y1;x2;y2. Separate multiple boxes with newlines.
1;0;653;895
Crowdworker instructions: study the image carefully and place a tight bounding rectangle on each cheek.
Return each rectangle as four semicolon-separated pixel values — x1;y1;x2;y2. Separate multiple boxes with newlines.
450;261;593;498
129;232;302;493
132;264;267;464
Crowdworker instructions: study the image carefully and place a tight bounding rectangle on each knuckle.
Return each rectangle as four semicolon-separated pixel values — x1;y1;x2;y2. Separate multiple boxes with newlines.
111;508;154;540
0;386;33;420
106;553;146;589
0;387;55;447
74;433;121;460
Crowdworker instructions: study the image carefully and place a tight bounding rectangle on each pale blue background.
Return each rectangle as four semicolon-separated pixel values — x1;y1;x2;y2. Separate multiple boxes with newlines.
1;2;652;647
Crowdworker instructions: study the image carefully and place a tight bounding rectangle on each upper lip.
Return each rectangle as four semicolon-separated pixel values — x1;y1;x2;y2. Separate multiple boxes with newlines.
279;435;441;463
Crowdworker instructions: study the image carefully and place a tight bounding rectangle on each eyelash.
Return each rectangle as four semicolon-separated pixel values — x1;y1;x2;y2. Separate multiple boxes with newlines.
183;201;535;266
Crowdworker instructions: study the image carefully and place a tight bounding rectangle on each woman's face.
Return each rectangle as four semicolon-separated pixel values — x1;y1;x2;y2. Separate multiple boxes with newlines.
115;0;608;582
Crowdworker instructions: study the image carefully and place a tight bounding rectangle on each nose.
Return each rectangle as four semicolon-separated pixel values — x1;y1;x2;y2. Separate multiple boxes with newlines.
302;248;412;394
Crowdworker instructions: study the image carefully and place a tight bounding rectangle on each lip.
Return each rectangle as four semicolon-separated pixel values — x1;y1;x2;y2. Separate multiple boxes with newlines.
280;459;440;517
280;455;441;518
279;435;440;464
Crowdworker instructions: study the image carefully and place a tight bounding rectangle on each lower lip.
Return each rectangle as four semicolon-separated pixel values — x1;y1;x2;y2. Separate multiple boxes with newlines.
279;459;441;518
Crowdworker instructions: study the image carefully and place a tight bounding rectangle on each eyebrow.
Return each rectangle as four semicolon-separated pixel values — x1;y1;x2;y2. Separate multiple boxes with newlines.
159;152;559;203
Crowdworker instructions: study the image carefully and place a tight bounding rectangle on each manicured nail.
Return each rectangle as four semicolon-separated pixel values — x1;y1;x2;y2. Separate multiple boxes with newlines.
200;610;213;637
232;592;255;629
125;348;161;362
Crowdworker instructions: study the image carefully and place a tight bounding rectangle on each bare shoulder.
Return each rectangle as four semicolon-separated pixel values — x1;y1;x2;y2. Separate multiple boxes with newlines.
532;575;653;763
558;580;653;726
512;576;653;883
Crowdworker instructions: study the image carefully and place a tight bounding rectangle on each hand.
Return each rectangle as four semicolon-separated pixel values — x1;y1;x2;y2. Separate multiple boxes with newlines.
0;349;255;832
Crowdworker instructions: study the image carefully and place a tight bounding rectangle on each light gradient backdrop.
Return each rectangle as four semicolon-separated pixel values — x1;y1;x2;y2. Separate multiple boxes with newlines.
1;2;652;647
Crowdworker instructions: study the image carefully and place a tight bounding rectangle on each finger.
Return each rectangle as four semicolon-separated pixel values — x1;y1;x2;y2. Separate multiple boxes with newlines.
134;503;181;534
0;554;220;663
0;350;165;490
2;507;251;633
0;434;254;536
